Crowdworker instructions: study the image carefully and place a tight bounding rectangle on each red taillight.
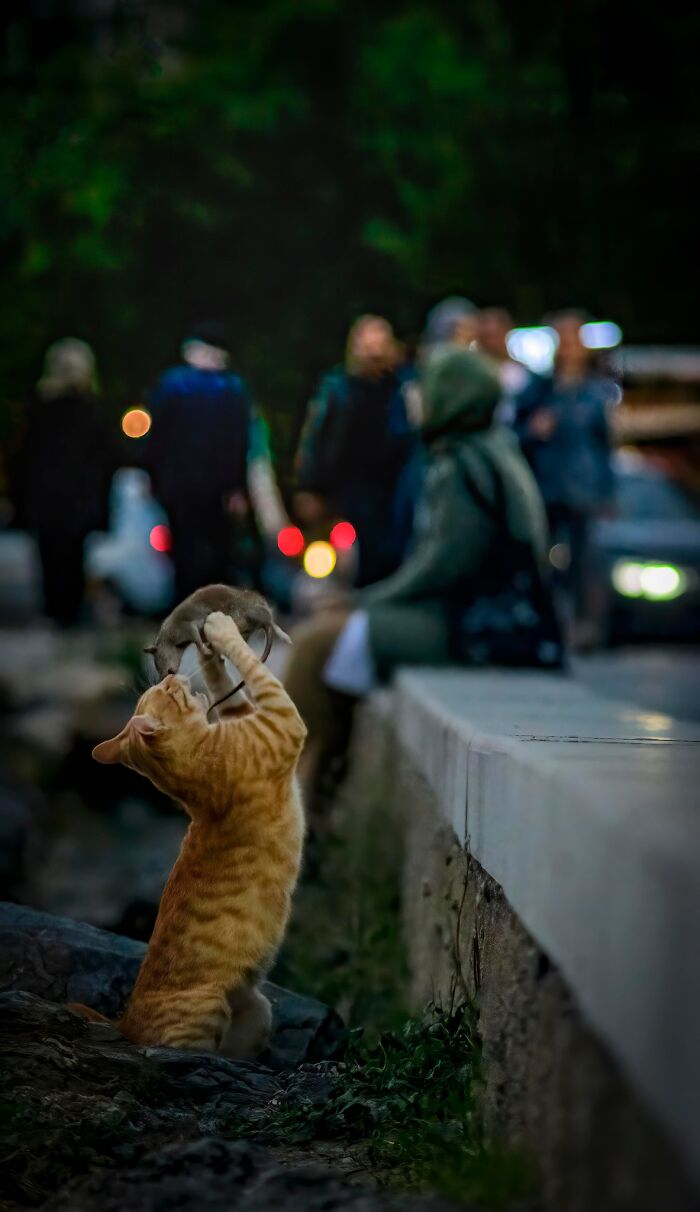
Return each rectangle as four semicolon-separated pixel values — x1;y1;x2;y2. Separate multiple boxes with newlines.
277;526;305;557
150;524;172;553
330;521;356;550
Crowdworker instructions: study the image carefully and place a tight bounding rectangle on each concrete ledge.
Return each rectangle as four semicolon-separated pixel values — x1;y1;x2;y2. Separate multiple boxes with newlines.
380;669;700;1192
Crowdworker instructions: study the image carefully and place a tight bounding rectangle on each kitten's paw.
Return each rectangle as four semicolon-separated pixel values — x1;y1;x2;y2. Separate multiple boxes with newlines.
204;611;243;652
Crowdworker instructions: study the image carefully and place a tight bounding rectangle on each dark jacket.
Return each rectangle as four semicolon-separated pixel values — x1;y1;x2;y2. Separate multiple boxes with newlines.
147;365;251;510
513;373;615;512
296;366;416;503
297;365;419;585
359;350;551;671
15;392;114;534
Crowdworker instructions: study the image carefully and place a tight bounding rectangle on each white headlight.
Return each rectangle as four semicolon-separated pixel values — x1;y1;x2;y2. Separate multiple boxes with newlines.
612;560;688;601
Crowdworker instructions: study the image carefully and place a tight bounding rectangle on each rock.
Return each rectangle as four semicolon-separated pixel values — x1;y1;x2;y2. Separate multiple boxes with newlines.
41;1137;458;1211
0;990;296;1205
0;901;345;1066
0;782;43;901
7;703;76;760
0;992;457;1212
29;796;185;933
0;900;144;1017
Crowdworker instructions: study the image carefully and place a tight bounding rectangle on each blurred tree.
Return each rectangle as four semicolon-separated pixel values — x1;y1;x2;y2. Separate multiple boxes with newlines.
0;0;698;475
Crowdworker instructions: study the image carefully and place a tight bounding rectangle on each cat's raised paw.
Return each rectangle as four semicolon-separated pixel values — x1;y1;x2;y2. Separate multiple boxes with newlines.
204;611;243;652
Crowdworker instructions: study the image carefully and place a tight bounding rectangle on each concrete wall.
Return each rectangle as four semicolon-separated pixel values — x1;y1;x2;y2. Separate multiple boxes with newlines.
348;680;700;1212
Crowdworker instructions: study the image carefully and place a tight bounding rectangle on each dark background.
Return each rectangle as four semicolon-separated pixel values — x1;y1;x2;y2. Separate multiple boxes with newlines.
1;0;698;459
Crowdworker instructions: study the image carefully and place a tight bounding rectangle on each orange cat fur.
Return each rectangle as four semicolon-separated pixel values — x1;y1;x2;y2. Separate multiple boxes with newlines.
85;611;306;1058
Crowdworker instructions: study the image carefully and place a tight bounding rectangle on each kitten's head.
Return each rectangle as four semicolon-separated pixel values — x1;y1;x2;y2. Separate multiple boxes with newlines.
92;674;210;803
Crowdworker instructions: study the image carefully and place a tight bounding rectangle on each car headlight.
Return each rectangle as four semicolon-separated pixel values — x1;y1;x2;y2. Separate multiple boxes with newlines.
611;560;689;601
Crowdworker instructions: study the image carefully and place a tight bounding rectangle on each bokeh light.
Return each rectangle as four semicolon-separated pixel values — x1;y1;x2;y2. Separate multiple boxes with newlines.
122;407;152;439
612;560;687;601
303;540;336;579
581;321;622;349
330;521;357;550
506;327;558;373
639;564;685;600
277;525;305;557
149;524;172;553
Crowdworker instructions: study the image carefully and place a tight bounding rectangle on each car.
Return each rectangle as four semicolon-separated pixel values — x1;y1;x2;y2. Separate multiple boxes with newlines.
588;454;700;644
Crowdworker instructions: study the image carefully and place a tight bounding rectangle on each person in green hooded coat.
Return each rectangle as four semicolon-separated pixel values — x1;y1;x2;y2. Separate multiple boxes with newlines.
285;347;560;810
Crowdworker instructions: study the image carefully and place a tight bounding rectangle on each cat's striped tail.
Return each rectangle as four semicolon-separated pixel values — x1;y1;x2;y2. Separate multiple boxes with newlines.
66;1002;114;1026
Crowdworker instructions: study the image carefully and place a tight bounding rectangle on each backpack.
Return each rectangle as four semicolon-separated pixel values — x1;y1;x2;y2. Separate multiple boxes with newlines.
452;458;565;669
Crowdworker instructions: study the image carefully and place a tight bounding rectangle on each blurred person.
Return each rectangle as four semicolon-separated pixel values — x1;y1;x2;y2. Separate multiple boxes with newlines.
512;310;616;640
14;339;114;626
147;321;280;600
401;295;481;463
286;348;561;813
476;307;535;423
295;315;418;587
421;296;479;354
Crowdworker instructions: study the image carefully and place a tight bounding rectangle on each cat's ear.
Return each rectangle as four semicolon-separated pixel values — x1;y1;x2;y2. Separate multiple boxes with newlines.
131;714;161;737
92;726;128;764
92;715;161;764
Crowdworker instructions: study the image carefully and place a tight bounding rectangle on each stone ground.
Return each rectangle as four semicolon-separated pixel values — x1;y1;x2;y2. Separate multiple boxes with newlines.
0;903;405;1210
0;626;528;1211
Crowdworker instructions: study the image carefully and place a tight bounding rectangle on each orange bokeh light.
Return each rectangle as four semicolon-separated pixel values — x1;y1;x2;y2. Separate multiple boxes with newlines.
122;407;152;439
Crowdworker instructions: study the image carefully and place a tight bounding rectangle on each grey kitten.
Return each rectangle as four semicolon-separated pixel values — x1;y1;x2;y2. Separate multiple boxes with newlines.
145;585;291;679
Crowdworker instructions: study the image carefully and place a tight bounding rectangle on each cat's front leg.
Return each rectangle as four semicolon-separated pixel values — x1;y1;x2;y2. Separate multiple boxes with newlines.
204;611;258;675
204;611;306;752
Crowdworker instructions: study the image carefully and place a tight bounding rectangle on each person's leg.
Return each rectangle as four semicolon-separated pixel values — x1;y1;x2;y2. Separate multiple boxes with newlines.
347;494;403;588
546;504;574;634
169;502;230;600
284;602;451;817
37;531;85;626
284;611;350;816
366;601;452;681
568;512;590;622
567;511;599;648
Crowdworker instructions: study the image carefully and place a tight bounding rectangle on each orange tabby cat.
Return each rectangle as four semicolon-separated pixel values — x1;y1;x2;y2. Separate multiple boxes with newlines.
87;611;306;1058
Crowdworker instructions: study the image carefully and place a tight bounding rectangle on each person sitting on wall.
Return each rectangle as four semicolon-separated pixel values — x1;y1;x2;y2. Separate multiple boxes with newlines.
285;346;562;815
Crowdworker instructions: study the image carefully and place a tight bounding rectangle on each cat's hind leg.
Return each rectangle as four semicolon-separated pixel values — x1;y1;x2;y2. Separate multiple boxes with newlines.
219;985;272;1060
123;988;231;1053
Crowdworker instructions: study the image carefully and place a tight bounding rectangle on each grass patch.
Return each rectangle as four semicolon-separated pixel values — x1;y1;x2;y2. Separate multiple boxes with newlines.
254;1001;534;1207
273;776;409;1037
270;764;536;1207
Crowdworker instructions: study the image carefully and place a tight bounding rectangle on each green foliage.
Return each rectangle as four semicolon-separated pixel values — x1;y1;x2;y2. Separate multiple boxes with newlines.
271;757;534;1204
251;1004;535;1206
1;0;698;462
273;763;409;1035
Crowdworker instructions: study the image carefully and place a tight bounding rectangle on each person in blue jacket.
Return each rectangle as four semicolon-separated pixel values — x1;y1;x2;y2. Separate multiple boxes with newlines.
512;310;617;630
147;321;253;599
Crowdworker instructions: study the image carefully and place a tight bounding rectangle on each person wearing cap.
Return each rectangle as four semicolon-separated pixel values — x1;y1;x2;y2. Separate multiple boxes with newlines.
421;296;479;354
285;347;560;815
147;322;282;599
13;338;115;625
